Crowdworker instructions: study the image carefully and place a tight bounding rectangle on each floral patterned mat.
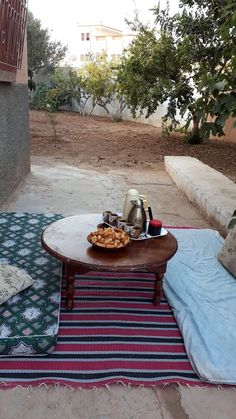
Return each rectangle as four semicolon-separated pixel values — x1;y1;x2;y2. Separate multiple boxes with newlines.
0;212;63;356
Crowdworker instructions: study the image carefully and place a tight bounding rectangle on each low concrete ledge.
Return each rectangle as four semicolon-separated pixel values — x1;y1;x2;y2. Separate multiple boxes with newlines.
164;156;236;234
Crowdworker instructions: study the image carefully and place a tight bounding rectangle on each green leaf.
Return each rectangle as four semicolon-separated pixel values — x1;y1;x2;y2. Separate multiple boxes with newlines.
228;218;236;230
215;114;227;127
184;118;191;131
212;80;228;92
228;210;236;230
199;123;210;140
210;123;218;136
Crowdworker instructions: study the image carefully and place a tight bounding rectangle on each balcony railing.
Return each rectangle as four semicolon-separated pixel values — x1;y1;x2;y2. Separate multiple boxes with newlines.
0;0;27;80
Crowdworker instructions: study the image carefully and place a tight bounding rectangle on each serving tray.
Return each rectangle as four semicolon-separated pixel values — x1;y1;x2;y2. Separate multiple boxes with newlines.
101;219;168;241
131;227;168;240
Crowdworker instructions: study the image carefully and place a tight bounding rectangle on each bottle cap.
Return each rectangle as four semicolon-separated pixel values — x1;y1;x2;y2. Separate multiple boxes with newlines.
149;219;162;228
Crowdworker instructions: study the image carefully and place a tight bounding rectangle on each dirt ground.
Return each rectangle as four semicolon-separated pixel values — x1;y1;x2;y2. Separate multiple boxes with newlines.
30;110;236;182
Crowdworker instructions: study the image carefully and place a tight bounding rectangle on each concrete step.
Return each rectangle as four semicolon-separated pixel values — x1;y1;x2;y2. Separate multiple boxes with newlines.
165;156;236;235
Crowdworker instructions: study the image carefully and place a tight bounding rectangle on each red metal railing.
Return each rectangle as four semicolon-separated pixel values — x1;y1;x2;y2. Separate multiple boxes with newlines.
0;0;27;74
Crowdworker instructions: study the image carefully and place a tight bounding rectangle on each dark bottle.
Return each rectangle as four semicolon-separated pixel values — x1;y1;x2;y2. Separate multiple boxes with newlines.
148;219;162;236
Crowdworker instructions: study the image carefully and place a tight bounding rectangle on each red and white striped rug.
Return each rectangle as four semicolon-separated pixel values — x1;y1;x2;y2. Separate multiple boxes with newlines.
0;272;203;388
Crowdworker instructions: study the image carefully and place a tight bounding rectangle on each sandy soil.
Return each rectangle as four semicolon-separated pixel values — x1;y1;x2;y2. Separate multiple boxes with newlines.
30;110;236;182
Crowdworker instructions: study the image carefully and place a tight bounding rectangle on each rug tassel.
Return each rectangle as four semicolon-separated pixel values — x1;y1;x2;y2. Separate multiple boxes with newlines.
116;380;128;388
64;384;74;391
38;383;49;389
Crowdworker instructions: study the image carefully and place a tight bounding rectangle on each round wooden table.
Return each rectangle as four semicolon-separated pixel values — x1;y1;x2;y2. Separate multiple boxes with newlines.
41;214;178;309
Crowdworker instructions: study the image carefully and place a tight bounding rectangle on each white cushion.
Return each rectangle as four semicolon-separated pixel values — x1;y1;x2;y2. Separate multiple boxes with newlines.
218;225;236;278
0;264;33;305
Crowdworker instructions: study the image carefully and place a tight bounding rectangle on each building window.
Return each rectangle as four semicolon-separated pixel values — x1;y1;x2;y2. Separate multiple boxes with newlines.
85;54;90;61
81;32;90;41
96;36;106;41
80;54;85;61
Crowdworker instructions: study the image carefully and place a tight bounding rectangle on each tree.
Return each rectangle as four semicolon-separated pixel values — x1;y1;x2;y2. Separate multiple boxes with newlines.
51;68;84;109
27;11;67;73
30;67;83;113
78;52;114;115
117;27;190;124
118;1;236;142
203;0;236;137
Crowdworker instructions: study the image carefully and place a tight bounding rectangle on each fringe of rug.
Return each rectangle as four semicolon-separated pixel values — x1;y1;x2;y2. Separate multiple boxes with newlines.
1;380;235;392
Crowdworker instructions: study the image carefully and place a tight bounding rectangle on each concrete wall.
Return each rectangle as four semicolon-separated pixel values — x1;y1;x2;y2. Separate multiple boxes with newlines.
83;100;236;142
68;97;171;128
212;117;236;143
0;38;30;205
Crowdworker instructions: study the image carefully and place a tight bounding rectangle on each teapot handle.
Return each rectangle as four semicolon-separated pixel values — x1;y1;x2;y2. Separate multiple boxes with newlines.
139;195;148;209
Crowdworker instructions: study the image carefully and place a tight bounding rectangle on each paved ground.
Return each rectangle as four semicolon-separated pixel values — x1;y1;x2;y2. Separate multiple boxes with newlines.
1;157;236;419
1;157;210;228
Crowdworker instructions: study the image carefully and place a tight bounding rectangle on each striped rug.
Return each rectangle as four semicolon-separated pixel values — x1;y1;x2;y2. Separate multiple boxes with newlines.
0;271;203;389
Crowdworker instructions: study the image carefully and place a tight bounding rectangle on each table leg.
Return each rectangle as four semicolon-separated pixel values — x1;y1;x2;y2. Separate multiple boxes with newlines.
62;263;89;310
153;265;166;305
63;264;76;310
66;276;75;310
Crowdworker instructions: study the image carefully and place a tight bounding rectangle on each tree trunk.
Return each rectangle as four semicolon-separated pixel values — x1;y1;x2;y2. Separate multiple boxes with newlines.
188;114;202;144
192;115;199;136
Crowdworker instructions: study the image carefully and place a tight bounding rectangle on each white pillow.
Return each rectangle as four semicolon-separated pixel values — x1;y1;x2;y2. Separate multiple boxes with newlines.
218;225;236;278
0;264;33;305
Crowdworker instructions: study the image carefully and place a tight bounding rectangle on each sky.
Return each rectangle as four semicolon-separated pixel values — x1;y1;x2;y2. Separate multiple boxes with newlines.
28;0;180;51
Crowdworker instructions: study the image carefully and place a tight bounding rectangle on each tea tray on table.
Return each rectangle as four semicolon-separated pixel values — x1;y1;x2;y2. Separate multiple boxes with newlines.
131;227;168;240
103;220;168;241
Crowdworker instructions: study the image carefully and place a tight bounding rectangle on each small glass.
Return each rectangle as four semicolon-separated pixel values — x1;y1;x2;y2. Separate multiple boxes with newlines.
103;211;112;223
117;218;127;230
108;213;118;226
130;226;141;239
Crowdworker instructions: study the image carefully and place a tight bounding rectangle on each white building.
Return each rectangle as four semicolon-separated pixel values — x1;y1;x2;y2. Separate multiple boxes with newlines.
64;24;136;68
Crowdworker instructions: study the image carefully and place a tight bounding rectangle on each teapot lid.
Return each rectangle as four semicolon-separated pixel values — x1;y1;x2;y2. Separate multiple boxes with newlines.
127;189;139;196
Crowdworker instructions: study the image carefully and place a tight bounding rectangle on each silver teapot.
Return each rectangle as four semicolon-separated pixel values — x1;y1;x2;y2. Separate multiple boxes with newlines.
127;199;147;232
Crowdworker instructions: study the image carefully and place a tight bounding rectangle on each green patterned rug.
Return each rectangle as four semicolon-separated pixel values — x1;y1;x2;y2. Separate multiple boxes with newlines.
0;212;63;356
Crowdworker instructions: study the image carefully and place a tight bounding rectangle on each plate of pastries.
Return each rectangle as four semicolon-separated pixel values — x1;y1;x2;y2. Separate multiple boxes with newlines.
87;227;131;250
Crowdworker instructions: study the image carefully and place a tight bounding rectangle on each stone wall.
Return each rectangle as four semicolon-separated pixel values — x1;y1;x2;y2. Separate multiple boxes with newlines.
0;39;30;205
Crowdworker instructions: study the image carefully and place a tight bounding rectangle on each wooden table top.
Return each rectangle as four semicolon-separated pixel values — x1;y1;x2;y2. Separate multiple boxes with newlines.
41;214;178;272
